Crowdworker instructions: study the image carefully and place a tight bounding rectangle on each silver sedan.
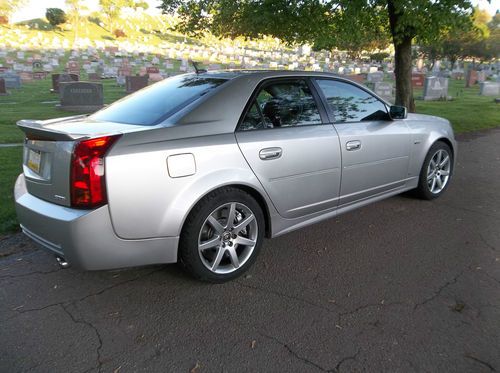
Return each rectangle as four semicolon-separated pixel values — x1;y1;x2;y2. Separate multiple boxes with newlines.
14;70;456;282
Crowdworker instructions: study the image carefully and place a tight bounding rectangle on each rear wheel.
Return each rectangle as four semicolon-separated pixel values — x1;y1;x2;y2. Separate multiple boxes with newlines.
179;187;265;283
415;141;453;200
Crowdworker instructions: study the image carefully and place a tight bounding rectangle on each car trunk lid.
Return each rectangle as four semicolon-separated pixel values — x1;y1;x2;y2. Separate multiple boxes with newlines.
17;116;147;207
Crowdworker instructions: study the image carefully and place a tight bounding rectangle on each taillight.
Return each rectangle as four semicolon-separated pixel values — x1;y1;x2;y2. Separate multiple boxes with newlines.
70;135;121;208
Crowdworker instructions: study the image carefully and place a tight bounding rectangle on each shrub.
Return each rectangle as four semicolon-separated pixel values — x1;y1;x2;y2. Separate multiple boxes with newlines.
45;8;67;27
370;52;390;62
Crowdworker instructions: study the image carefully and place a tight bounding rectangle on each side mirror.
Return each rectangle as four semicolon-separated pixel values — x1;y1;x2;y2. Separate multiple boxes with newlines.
389;105;407;120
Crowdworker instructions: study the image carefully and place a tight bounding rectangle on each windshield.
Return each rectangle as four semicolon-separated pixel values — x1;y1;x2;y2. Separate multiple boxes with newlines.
91;74;228;126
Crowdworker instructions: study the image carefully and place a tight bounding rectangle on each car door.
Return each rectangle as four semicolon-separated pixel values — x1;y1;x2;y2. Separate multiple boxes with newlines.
314;78;411;206
235;78;342;219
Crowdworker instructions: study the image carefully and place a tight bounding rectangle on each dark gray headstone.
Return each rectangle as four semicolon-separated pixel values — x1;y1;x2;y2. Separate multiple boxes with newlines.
125;75;148;93
58;82;104;112
423;77;449;101
367;71;384;83
0;72;21;89
51;73;79;93
0;78;8;95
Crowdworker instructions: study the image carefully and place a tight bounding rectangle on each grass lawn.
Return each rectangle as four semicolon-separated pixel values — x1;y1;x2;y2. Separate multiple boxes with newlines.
0;77;498;235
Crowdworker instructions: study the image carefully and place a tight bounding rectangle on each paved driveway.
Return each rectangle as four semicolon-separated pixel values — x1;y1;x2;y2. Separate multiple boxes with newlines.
1;128;499;373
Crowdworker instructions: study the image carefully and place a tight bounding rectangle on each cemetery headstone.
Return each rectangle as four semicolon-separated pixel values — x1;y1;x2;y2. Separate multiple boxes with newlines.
126;75;148;93
423;77;449;101
88;73;101;81
367;72;384;83
374;82;393;101
51;73;79;93
479;82;499;96
0;78;8;95
0;72;21;88
465;69;478;88
58;82;104;112
411;73;425;87
347;74;366;84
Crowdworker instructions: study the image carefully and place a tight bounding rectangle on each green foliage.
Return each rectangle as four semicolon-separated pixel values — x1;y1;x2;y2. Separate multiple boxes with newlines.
0;0;28;20
45;8;67;27
370;52;390;62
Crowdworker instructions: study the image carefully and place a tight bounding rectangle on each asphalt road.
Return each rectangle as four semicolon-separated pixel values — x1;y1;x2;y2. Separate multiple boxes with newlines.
1;128;499;373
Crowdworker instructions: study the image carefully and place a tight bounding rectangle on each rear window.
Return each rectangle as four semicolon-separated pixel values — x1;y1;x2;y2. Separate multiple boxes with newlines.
91;74;228;126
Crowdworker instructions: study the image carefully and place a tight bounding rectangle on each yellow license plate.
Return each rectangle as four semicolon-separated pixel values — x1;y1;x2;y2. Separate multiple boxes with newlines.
27;149;41;174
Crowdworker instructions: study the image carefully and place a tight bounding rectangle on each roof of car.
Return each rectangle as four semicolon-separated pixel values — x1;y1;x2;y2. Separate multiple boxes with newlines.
194;69;345;80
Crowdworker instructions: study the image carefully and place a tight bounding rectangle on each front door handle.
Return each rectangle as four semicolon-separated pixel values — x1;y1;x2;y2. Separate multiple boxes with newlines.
259;147;282;160
346;140;361;151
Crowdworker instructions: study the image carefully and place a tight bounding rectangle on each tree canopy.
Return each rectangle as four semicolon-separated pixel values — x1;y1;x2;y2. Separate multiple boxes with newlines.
161;0;475;111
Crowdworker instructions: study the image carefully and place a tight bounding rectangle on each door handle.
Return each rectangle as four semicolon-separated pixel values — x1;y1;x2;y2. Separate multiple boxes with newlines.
346;140;361;151
259;147;282;160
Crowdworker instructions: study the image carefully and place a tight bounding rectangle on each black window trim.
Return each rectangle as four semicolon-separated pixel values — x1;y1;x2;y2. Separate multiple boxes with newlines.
310;77;391;124
236;77;330;132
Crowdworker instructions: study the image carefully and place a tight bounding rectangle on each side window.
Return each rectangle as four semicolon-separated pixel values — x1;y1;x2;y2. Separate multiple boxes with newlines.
239;79;322;130
316;79;389;123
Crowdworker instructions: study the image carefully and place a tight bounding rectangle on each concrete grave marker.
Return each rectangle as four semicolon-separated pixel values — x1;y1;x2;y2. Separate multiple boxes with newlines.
0;72;21;88
126;75;148;93
51;73;79;93
479;82;499;96
374;82;393;100
423;77;449;101
0;78;8;95
58;82;104;112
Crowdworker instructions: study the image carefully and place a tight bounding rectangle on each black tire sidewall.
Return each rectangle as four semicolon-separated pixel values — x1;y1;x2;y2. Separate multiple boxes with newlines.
417;141;453;200
179;188;265;283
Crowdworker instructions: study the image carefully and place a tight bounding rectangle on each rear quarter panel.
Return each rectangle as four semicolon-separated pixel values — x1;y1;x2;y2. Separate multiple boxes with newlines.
105;129;269;239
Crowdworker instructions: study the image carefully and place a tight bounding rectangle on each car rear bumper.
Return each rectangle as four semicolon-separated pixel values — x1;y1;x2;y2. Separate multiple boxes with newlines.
14;174;178;270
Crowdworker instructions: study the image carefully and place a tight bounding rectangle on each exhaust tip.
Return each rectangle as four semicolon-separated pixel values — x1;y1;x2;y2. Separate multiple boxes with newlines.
55;256;70;269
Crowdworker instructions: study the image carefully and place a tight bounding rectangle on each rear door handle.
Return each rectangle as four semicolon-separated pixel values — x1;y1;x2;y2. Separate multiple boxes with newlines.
259;147;282;160
346;140;361;151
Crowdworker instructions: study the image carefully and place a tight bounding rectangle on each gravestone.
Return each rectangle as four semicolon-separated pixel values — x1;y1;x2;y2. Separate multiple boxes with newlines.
33;71;47;80
347;74;366;84
51;73;79;93
0;72;21;88
125;75;148;93
0;78;8;95
67;60;80;75
465;69;477;88
374;82;393;100
423;77;449;101
58;82;104;112
88;73;101;81
146;66;159;74
411;73;425;87
477;71;486;83
367;72;384;83
479;82;499;96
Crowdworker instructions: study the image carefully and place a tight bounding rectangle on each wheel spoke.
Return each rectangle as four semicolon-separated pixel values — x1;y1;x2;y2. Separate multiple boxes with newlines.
439;155;449;168
435;150;442;165
440;170;450;176
211;246;225;271
228;247;240;269
199;237;220;252
427;170;435;181
207;215;224;234
233;214;255;234
226;203;237;229
431;177;437;192
235;236;256;247
436;176;443;189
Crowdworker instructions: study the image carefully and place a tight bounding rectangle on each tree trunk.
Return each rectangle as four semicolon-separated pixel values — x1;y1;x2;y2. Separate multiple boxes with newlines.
394;36;415;112
387;0;415;112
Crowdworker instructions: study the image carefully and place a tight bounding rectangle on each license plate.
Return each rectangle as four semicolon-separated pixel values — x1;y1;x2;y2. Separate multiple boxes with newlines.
27;149;41;174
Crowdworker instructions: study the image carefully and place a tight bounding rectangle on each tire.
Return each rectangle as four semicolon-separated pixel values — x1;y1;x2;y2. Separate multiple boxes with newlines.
179;187;265;283
415;141;453;200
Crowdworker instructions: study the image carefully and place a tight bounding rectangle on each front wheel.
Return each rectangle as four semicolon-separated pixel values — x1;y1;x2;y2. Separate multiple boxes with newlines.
179;187;265;283
415;141;453;200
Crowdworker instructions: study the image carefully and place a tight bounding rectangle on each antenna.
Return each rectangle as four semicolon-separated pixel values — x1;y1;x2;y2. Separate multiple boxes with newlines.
190;60;207;74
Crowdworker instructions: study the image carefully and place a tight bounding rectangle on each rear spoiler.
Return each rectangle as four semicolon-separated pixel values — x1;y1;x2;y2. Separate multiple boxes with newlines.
17;120;88;142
